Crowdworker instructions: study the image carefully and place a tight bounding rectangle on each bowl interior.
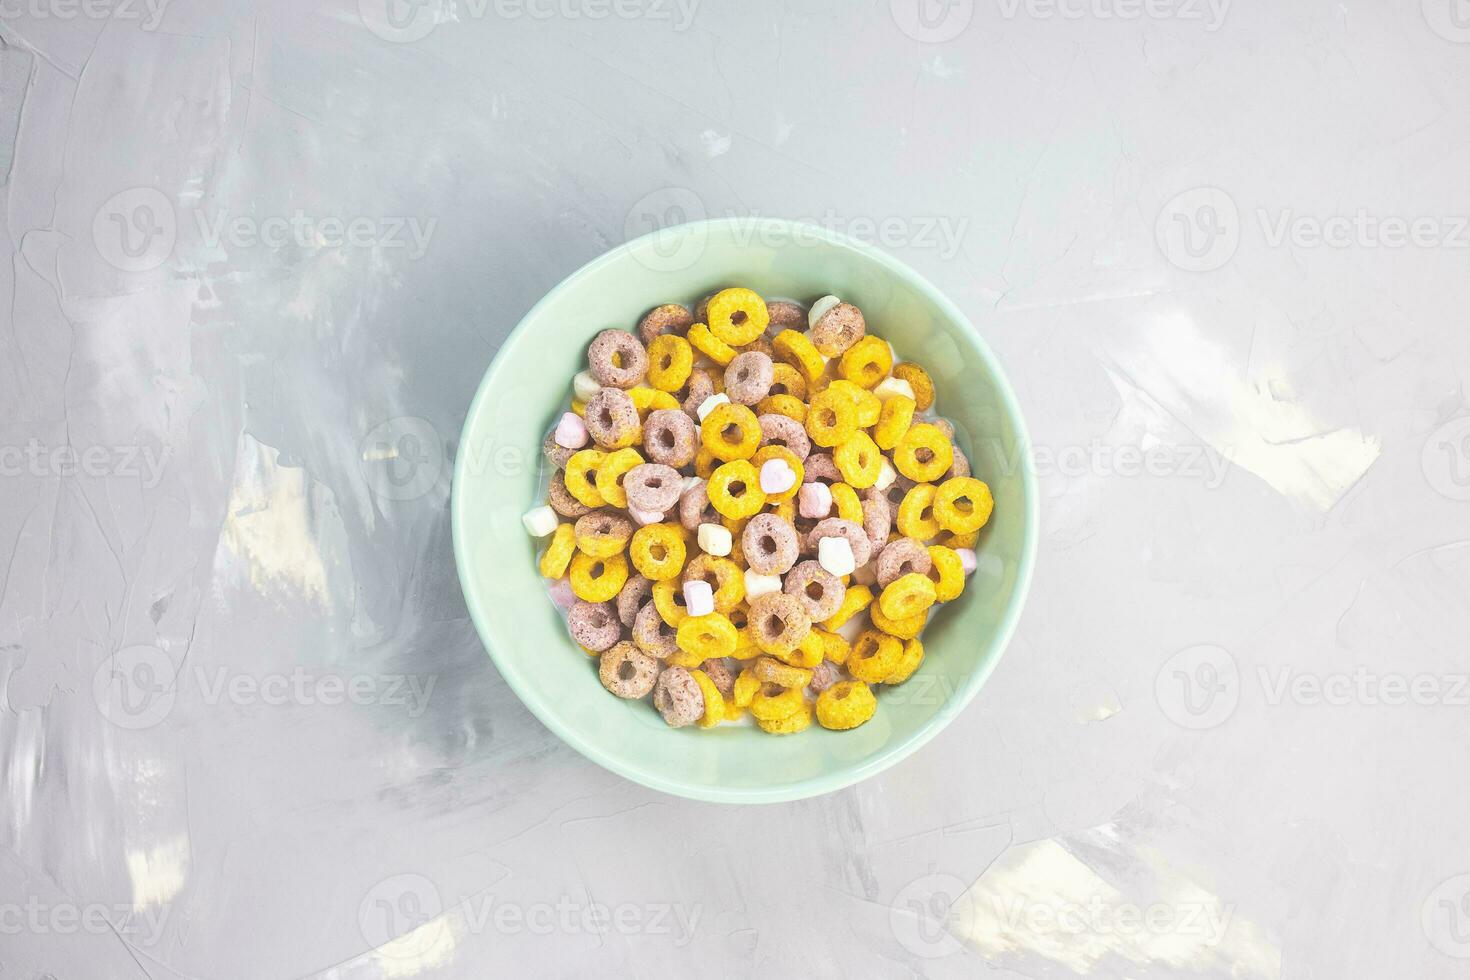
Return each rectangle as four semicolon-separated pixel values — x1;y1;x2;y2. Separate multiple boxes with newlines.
453;219;1036;803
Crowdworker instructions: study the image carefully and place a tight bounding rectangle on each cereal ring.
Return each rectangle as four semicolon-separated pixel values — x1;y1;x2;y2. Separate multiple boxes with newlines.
757;700;812;734
543;431;575;470
693;293;714;323
815;680;877;730
748;592;812;656
694;446;718;479
600;641;659;699
870;602;927;640
702;403;762;462
765;299;807;331
593;447;644;509
771;329;825;386
742;336;775;359
947;445;972;479
652;578;688;627
885;638;925;685
548;471;593;518
752;654;813;688
567;599;620;652
646;333;694;393
810;301;866;357
584;388;641;450
617;574;654;627
838;336;893;389
834;431;882;489
638;304;693;345
688;668;726;727
757;394;806;422
873;395;915;451
814;628;851;666
875;537;932;588
848;630;903;683
539;523;576;578
707;460;767;520
682;554;745;612
751;444;804;503
783;559;847;621
926;545;966;602
892;362;935;411
941;529;980;550
757;413;811;460
629;522;687;582
653;666;705;727
896;483;942;540
641;409;697;469
822;583;873;631
894;423;954;482
805;388;858;449
563;449;607;508
933;477;994;534
588;329;648;389
768;362;808;401
707;287;769;346
628;388;680;422
878;572;937;620
808;660;840;693
678;480;720;531
749;682;805;722
574;510;633;558
623;463;683;513
727;604;760;659
741;513;802;575
682;368;719;418
724;351;774;405
830;483;863;525
700;657;737;698
733;668;760;707
802;452;840;484
688;322;737;366
632;600;679;658
675;612;738;664
806;517;872;568
569;551;629;602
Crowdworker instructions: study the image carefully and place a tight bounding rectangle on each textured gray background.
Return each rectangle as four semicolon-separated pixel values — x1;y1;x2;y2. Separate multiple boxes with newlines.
3;0;1470;977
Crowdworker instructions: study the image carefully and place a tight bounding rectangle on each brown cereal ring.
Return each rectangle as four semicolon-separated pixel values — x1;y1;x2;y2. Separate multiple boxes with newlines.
806;517;873;567
623;463;683;513
588;329;648;389
548;471;593;518
741;513;801;575
543;431;575;470
567;599;620;652
700;657;736;699
859;488;893;555
654;666;705;727
765;299;806;331
633;600;680;659
808;660;840;694
724;351;774;405
573;509;633;557
933;418;955;440
783;559;847;621
758;413;812;460
809;302;866;357
743;336;774;358
682;368;718;419
678;480;720;531
802;452;841;484
693;293;714;324
875;537;933;588
641;408;696;468
599;641;659;699
617;574;654;627
748;592;812;656
584;388;641;449
637;304;693;345
948;445;972;479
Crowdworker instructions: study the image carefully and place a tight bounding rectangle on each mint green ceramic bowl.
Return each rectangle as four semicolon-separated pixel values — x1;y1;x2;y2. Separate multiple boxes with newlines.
452;218;1036;803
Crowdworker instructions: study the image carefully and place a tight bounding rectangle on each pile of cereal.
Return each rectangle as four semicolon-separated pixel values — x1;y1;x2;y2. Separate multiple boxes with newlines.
521;288;993;734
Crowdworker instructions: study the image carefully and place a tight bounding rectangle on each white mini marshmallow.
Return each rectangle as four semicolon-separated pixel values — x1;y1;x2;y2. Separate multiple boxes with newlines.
759;458;797;495
874;458;898;492
522;505;559;537
629;506;665;526
808;294;841;329
817;536;856;577
697;522;732;557
696;393;730;422
798;481;832;519
573;370;602;402
682;475;703;494
744;569;783;599
554;411;589;449
873;377;915;402
956;547;978;575
683;579;715;618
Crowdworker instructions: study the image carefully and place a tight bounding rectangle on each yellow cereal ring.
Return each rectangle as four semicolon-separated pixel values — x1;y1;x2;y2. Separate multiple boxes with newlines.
722;703;747;724
758;700;813;734
646;334;693;392
892;362;935;411
926;545;965;602
816;680;877;730
884;638;924;685
677;612;738;661
564;449;607;507
628;386;679;418
751;444;804;503
723;516;749;566
838;336;893;389
575;513;631;558
815;628;851;665
733;667;760;707
897;483;942;540
707;287;768;346
594;447;644;508
870;602;927;640
933;477;993;534
848;629;903;683
942;529;980;549
688;668;726;727
665;647;705;668
772;329;825;386
684;554;745;613
769;629;824;669
629;523;686;581
539;523;575;578
834;431;883;489
728;603;760;658
694;445;719;479
571;398;586;417
688;322;737;366
707;460;767;519
822;584;873;631
701;402;762;461
805;388;858;449
769;362;808;401
873;395;916;450
828;380;880;428
753;655;813;688
568;551;628;603
749;683;805;722
653;578;688;627
879;573;937;620
893;423;953;482
828;482;863;524
757;393;806;422
767;496;797;524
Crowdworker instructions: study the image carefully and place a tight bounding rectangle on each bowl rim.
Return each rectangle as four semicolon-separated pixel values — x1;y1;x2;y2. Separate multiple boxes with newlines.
452;216;1038;804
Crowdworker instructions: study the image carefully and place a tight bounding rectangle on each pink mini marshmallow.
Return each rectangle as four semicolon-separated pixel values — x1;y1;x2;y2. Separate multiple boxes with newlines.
956;548;977;575
759;458;797;495
553;412;589;449
683;579;715;617
548;578;576;610
629;506;665;526
798;481;832;519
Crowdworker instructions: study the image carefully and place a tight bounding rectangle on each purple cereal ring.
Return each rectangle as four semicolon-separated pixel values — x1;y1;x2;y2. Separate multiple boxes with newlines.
543;430;575;469
588;329;648;389
765;299;806;331
742;513;802;575
678;480;719;531
758;413;811;460
875;537;932;588
803;452;840;484
859;489;892;555
783;559;847;621
642;409;697;468
633;601;679;659
806;517;872;567
743;336;775;358
682;369;717;420
693;293;715;324
933;418;955;440
654;666;705;727
809;302;866;357
724;351;774;405
574;509;633;554
948;445;972;479
638;304;693;345
700;657;736;698
548;471;593;518
567;599;621;652
600;641;659;699
617;574;654;627
623;463;683;513
584;387;640;449
808;660;839;693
